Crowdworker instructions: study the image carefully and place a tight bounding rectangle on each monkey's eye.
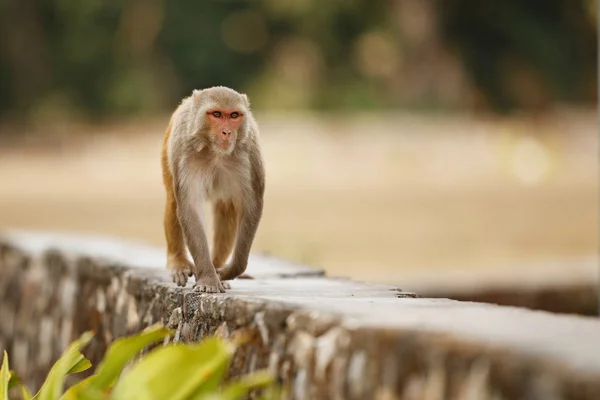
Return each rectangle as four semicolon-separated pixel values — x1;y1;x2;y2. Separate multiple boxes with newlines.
230;112;239;119
212;111;222;118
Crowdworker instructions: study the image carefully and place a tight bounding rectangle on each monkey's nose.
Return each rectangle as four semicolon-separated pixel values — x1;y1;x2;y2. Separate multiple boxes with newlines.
221;131;231;136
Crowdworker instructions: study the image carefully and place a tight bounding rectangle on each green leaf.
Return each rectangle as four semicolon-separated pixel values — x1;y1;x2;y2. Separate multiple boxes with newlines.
8;370;33;399
207;370;275;400
1;351;10;400
20;384;33;400
70;391;108;400
67;357;92;375
60;382;109;400
88;323;172;391
59;375;94;400
111;337;235;400
8;370;21;389
32;331;94;400
256;384;285;400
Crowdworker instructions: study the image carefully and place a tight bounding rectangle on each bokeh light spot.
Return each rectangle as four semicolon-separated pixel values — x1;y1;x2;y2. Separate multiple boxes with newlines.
511;137;551;185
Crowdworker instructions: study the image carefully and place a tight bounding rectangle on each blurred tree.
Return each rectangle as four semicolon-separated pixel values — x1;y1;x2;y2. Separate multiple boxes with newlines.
437;0;597;112
157;0;269;107
0;0;596;127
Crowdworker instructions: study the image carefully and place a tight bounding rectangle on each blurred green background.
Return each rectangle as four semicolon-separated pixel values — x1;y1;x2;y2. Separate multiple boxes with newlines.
0;0;596;123
0;0;597;283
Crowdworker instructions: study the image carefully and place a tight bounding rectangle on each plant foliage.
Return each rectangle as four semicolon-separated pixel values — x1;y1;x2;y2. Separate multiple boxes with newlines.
0;324;280;400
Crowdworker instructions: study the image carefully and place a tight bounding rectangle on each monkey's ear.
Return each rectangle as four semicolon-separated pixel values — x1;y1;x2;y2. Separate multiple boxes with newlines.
192;89;205;104
241;93;250;107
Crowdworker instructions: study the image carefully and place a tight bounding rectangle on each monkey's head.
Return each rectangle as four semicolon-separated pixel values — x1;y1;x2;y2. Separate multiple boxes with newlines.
192;86;250;155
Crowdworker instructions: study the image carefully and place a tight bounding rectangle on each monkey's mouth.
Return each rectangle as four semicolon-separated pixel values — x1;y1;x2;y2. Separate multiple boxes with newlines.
216;141;234;153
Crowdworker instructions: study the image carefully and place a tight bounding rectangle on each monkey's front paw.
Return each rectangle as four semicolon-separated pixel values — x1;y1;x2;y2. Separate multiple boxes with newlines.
168;258;195;287
194;275;226;293
171;269;189;287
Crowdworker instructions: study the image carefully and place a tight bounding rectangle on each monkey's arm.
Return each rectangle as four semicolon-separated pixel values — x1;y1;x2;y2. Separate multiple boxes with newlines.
218;151;265;281
173;162;226;293
162;121;196;287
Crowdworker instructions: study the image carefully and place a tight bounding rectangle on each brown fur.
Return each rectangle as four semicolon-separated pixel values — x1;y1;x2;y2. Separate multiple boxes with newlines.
161;86;265;292
161;120;190;269
211;200;238;268
161;98;217;289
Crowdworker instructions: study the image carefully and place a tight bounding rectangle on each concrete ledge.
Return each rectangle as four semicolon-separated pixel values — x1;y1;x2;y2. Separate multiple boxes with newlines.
1;231;600;399
399;261;599;316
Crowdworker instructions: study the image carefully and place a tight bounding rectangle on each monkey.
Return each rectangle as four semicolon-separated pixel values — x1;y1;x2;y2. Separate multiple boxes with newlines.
161;86;265;293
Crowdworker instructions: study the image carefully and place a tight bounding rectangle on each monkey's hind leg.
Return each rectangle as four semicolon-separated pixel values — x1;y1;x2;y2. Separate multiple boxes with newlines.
213;201;255;283
211;201;239;288
212;200;238;267
164;192;194;286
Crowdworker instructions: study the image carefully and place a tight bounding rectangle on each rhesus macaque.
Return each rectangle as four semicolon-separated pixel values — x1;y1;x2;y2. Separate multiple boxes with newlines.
161;86;265;293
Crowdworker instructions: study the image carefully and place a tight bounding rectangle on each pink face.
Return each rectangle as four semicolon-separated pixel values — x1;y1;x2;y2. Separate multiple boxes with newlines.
206;108;244;153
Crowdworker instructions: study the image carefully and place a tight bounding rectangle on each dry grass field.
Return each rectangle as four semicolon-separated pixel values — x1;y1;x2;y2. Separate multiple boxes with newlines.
0;109;597;284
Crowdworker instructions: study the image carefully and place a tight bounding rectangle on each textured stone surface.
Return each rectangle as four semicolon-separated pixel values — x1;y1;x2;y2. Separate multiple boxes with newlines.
4;229;325;279
397;260;599;316
2;230;600;400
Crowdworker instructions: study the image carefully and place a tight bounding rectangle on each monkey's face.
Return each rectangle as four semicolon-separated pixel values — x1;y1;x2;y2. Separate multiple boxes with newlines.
205;108;244;154
192;87;250;155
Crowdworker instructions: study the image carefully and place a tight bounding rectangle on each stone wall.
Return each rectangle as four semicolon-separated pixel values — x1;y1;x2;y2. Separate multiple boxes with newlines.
398;261;599;316
1;230;600;400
